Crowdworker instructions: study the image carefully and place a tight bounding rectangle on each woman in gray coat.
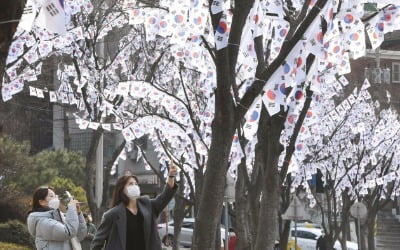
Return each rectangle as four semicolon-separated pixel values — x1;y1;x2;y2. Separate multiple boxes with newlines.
91;163;178;250
27;187;87;250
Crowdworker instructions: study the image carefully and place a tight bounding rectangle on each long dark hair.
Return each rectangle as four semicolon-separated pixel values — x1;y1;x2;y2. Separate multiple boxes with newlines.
30;186;54;213
111;175;139;207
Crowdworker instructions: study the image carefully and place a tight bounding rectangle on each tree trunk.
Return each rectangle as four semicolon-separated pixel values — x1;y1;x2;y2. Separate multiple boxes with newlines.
191;21;237;246
366;209;377;250
254;107;285;249
194;168;204;217
360;218;367;250
248;182;261;247
279;175;292;250
340;214;350;250
234;160;252;250
367;217;375;250
254;169;280;250
215;224;222;250
172;171;186;250
280;220;291;250
326;235;335;250
191;1;252;247
191;127;234;249
247;132;264;246
192;1;329;248
340;192;352;250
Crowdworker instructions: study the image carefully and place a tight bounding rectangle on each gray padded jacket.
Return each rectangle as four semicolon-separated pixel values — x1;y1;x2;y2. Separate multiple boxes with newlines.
27;205;87;250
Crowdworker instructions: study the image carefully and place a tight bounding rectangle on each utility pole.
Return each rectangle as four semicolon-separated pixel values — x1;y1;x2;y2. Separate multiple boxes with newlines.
95;132;103;208
95;37;105;208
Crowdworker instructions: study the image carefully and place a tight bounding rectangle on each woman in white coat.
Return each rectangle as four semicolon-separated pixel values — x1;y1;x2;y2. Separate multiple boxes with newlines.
27;186;87;250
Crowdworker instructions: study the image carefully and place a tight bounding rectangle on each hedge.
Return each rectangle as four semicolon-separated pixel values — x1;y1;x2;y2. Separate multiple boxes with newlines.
0;220;34;248
0;242;31;250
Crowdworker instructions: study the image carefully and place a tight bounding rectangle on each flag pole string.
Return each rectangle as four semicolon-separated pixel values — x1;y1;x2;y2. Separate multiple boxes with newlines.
0;19;21;25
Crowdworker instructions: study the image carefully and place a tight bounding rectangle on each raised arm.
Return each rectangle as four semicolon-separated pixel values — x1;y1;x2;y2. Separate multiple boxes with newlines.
35;205;80;241
151;162;178;216
76;212;88;241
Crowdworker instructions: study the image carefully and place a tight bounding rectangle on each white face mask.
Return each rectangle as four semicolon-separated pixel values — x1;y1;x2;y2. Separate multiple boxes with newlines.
48;198;60;209
126;185;140;200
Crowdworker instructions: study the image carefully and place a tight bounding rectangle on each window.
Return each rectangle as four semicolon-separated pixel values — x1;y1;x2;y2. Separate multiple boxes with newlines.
303;231;318;240
69;132;92;154
393;63;400;83
291;230;318;240
182;222;194;229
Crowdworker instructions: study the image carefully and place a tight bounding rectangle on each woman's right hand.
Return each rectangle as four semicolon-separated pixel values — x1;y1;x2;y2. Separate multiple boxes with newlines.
68;199;81;213
68;199;78;207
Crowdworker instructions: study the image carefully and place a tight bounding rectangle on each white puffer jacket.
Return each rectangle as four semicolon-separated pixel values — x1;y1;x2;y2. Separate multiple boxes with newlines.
27;205;87;250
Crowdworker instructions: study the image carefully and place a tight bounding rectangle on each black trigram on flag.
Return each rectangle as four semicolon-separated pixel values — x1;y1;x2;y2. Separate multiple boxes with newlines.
22;5;34;15
46;3;60;16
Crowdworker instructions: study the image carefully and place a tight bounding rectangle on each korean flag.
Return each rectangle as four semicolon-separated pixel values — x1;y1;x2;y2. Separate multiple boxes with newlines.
36;0;66;35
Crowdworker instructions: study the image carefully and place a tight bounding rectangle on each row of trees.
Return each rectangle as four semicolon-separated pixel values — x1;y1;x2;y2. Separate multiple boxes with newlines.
2;0;400;249
291;82;400;250
0;134;87;222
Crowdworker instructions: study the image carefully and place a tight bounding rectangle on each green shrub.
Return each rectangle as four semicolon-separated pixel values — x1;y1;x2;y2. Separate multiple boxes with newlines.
0;220;34;248
0;241;31;250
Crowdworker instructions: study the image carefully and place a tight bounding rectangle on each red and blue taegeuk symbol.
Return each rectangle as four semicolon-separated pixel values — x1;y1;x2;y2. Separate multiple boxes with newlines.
148;17;157;25
159;21;167;28
193;16;202;25
296;57;302;67
280;83;286;95
349;33;359;41
295;90;303;100
283;62;291;74
280;28;287;37
249;110;259;122
333;45;340;53
266;89;275;100
317;32;324;44
343;14;354;24
217;21;228;34
377;23;384;32
287;115;297;124
174;15;184;23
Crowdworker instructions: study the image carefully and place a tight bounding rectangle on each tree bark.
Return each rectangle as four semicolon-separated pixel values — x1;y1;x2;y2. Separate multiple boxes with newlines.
366;205;378;250
340;193;351;250
194;168;204;217
193;1;329;248
247;143;263;246
254;106;285;249
280;220;291;250
234;160;252;250
215;224;222;250
172;171;186;250
367;216;376;250
326;235;335;250
192;1;252;247
248;180;261;247
359;218;367;250
191;58;236;248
